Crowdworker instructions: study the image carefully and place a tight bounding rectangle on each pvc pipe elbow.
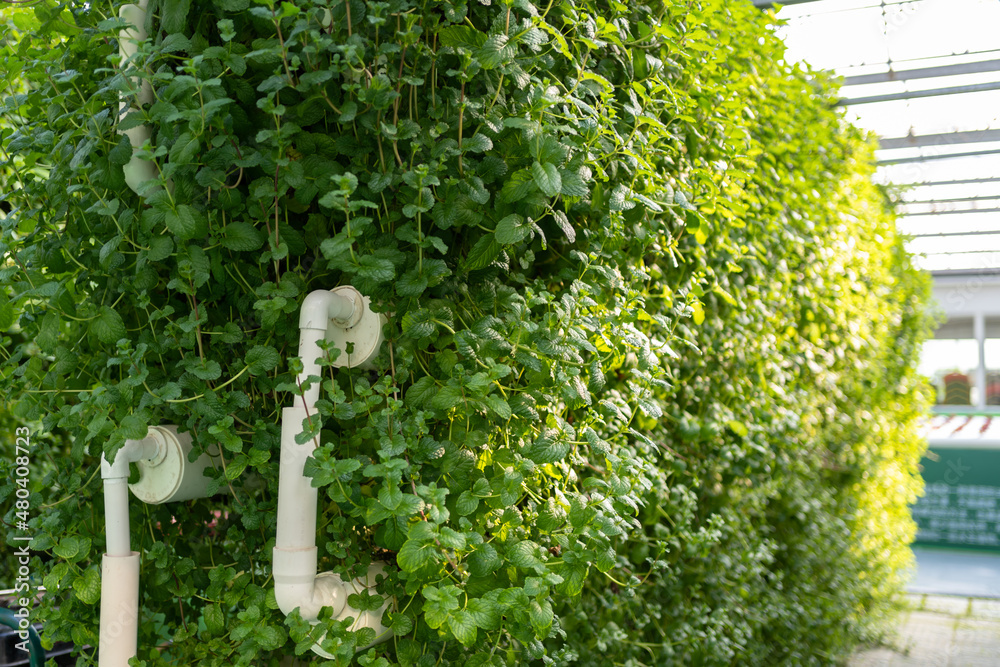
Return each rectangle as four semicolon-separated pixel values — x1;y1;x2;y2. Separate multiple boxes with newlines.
299;288;361;330
128;426;225;504
273;547;347;620
298;287;386;372
102;435;161;480
272;557;393;654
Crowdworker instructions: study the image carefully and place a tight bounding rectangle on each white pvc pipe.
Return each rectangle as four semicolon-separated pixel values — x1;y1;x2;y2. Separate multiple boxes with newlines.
274;404;328;620
99;435;160;667
99;553;140;667
273;289;392;654
103;478;131;557
299;289;358;329
294;289;358;408
102;436;160;480
118;2;152;106
275;406;320;550
295;330;328;409
118;0;168;195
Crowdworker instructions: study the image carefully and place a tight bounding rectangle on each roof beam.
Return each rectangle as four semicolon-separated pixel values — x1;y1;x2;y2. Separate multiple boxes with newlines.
919;248;1000;256
840;81;1000;105
907;231;1000;238
879;149;1000;165
904;196;1000;205
843;59;1000;87
896;177;1000;188
880;129;1000;150
752;0;826;7
902;207;1000;217
931;267;1000;277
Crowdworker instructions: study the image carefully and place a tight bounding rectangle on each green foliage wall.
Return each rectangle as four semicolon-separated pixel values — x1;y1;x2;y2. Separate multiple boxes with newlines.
1;0;931;665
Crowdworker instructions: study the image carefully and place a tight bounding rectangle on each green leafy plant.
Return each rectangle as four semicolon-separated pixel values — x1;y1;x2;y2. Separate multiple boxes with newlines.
1;0;931;665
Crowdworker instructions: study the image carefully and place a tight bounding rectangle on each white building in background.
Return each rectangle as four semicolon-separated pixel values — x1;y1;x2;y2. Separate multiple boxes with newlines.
923;275;1000;411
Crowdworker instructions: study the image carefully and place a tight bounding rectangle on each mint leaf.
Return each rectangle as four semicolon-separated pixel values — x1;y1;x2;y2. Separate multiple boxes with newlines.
438;25;487;50
494;214;528;245
499;168;535;203
397;539;434;572
468;597;501;631
528;599;554;636
147;235;174;261
73;567;101;605
166;205;206;239
92;306;125;344
161;0;191;32
448;609;477;646
464;234;502;270
221;223;265;251
456;490;479;516
532;161;561;197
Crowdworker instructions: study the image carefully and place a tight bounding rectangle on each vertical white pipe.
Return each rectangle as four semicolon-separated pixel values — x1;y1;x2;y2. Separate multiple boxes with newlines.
273;406;326;619
295;329;328;408
274;406;319;549
118;2;152;106
118;0;166;195
274;293;339;619
99;435;160;667
99;554;140;667
103;478;131;557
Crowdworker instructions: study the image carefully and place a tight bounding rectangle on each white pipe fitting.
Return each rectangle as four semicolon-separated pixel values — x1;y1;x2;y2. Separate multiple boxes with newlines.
129;426;225;504
274;288;393;655
294;286;385;406
99;434;160;667
299;287;362;330
101;435;160;556
98;427;225;666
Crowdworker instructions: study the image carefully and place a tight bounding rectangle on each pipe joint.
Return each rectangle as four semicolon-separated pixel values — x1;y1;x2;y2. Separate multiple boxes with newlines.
272;556;392;654
299;287;363;330
273;546;346;620
102;434;161;480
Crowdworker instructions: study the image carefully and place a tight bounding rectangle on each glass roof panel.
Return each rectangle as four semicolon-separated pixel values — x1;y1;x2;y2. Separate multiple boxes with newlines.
774;0;1000;274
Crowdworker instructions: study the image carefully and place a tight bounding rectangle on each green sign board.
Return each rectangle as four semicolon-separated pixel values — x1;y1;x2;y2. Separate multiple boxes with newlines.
913;446;1000;551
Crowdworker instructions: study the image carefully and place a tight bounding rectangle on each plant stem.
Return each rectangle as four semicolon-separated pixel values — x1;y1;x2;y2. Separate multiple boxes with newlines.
458;80;465;176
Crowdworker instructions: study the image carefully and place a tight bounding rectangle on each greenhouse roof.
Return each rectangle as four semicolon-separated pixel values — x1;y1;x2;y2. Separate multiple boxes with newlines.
764;0;1000;275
